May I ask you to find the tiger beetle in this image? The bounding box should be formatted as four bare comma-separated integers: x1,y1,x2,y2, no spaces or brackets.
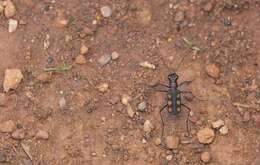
151,73,193,139
150,54,199,142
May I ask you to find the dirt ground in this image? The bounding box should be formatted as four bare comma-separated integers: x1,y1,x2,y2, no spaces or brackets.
0,0,260,165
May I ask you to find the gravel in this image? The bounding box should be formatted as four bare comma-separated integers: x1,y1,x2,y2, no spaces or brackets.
101,6,112,18
4,0,16,18
205,63,220,79
143,120,154,134
137,101,147,112
0,120,16,133
201,151,211,163
35,130,49,140
197,128,215,144
12,129,26,140
219,125,229,135
165,135,180,149
8,19,18,33
98,54,112,66
212,119,224,129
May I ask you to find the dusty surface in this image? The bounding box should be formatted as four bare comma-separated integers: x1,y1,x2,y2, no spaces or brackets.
0,0,260,165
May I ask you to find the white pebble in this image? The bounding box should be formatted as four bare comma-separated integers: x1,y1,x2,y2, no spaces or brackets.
219,125,229,135
101,6,112,18
8,19,18,33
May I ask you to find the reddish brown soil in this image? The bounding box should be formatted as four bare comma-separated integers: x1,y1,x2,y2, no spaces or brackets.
0,0,260,165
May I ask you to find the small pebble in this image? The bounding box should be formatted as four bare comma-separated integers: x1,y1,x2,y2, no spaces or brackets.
219,125,229,135
98,54,112,66
75,55,87,64
91,152,97,157
8,19,18,33
35,130,49,140
137,101,147,112
97,83,109,93
0,120,16,133
211,119,224,129
201,151,211,163
100,6,112,18
205,63,220,79
59,97,66,110
165,135,180,149
121,95,130,105
139,61,156,69
197,128,215,144
143,120,154,134
111,51,119,60
142,138,147,144
175,11,185,22
154,138,161,146
3,69,23,92
4,0,16,18
127,104,135,118
80,45,89,54
12,129,25,140
166,155,173,161
0,93,7,106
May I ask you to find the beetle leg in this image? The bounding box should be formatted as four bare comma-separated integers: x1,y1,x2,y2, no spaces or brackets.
181,104,191,137
181,91,208,101
150,83,170,88
178,80,193,87
159,104,168,140
149,83,169,93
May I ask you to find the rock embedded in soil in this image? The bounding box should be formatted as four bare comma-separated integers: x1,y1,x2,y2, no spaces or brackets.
11,129,25,140
111,51,119,60
97,83,109,93
4,0,16,18
35,130,49,140
165,135,180,149
219,125,229,135
80,45,88,55
197,128,215,144
98,54,112,66
205,63,220,79
8,19,18,33
139,61,156,69
121,95,130,105
201,151,211,163
137,101,147,112
166,155,173,161
100,6,112,18
0,120,16,133
154,138,161,146
143,120,154,134
3,69,23,92
127,104,135,118
211,119,224,129
0,93,7,106
75,55,87,64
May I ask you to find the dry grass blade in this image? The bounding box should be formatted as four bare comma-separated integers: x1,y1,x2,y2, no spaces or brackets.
44,65,72,72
